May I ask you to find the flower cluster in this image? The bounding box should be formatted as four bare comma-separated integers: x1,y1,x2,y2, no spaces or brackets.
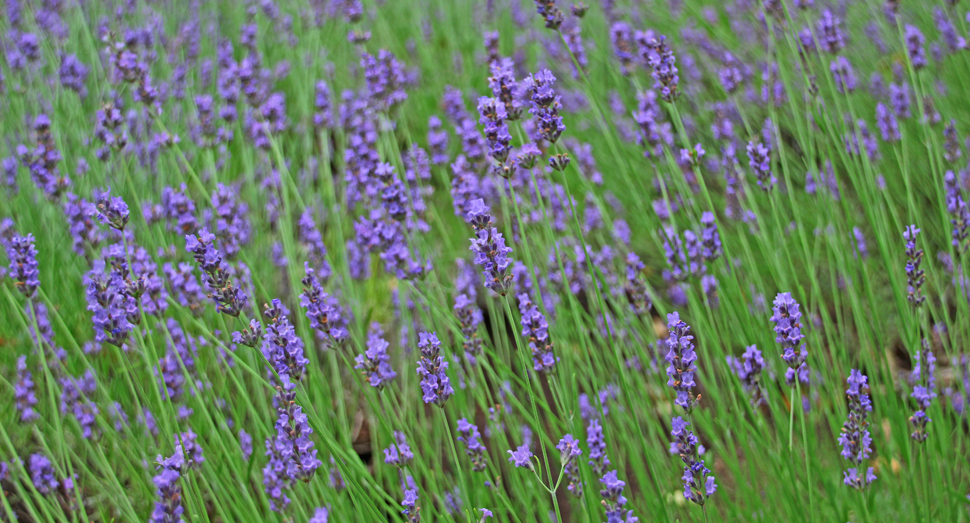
14,355,39,423
747,141,774,191
151,445,187,523
644,35,680,102
477,96,513,176
457,418,488,472
840,370,876,489
599,470,637,521
903,225,925,308
557,434,582,496
6,233,39,298
299,262,350,349
670,417,717,505
771,292,808,385
93,186,130,231
416,332,454,407
587,419,610,476
467,199,514,295
524,70,565,144
263,299,308,382
264,380,322,511
185,228,248,316
518,293,557,372
665,312,698,412
910,343,937,443
454,293,484,363
533,0,564,30
355,328,397,389
727,345,767,406
384,431,414,468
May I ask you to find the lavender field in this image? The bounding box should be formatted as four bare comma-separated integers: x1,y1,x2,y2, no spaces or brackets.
1,0,969,521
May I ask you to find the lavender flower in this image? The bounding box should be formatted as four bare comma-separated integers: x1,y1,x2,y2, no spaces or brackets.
310,507,329,523
416,332,454,407
6,233,39,298
457,418,488,472
840,370,876,488
84,260,134,347
624,252,652,316
600,470,638,521
670,417,717,505
93,186,130,230
14,356,39,423
454,292,483,362
467,199,514,295
771,293,808,385
185,228,248,316
518,293,557,372
477,97,513,175
665,312,698,412
263,299,308,381
402,486,420,522
524,70,565,143
747,141,774,191
355,329,397,389
945,171,969,251
508,444,534,468
610,22,636,76
534,0,564,29
383,431,414,467
587,419,610,476
817,10,845,54
903,225,925,308
910,343,937,443
60,371,99,439
830,56,857,94
644,35,680,102
264,381,321,512
557,434,583,495
29,453,74,496
300,262,350,350
905,25,926,70
151,446,185,523
875,103,900,142
726,345,767,406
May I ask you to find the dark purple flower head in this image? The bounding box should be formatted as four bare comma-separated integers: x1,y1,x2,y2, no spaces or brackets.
6,233,39,298
417,331,454,407
875,103,901,142
665,312,698,412
643,35,680,102
817,10,845,54
534,0,564,29
457,418,488,472
599,470,637,520
830,56,857,94
610,22,636,76
355,329,397,389
840,370,876,488
903,225,925,308
60,370,99,439
587,418,610,476
556,433,582,465
384,431,414,468
905,25,926,70
910,343,937,443
488,58,524,121
84,260,134,347
263,298,308,382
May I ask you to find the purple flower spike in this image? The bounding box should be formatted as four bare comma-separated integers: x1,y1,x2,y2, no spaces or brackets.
726,345,767,406
840,370,876,488
7,233,40,298
185,228,248,317
670,417,716,505
587,419,610,476
457,418,488,472
299,262,351,350
524,70,565,144
599,470,637,520
151,446,186,523
534,0,564,29
905,25,926,70
263,299,308,382
14,356,39,423
665,312,698,412
910,342,937,443
903,225,925,308
644,35,680,102
518,293,557,372
771,292,808,385
467,199,514,295
416,332,454,407
747,141,774,191
355,329,397,389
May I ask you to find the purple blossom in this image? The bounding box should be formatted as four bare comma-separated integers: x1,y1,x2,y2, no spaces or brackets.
477,96,513,173
534,0,564,29
518,293,557,372
60,371,99,439
670,417,716,505
840,370,876,488
830,56,857,94
910,343,937,443
457,418,488,472
299,262,350,349
264,382,321,511
185,228,248,316
726,345,767,406
263,299,309,381
454,292,484,362
416,332,454,407
151,446,185,523
14,356,39,423
29,453,74,497
587,419,610,476
507,444,533,468
875,103,900,142
665,312,697,412
945,171,969,250
524,70,565,143
771,292,808,385
383,431,414,468
467,199,514,295
903,225,925,308
6,233,39,298
747,141,774,191
355,329,397,389
817,10,845,54
905,25,926,70
84,260,135,347
624,252,651,316
599,470,638,521
558,433,583,496
427,116,450,165
644,35,680,102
